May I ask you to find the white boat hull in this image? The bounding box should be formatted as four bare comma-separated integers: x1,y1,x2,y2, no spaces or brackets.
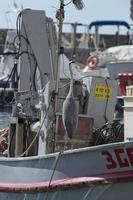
1,141,133,183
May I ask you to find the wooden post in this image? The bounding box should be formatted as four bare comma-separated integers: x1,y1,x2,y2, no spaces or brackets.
15,119,24,157
9,117,24,157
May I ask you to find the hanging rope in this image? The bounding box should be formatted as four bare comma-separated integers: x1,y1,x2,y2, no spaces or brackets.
18,95,53,157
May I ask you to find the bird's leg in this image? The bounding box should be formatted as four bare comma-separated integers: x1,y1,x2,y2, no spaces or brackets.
64,133,68,151
70,139,74,150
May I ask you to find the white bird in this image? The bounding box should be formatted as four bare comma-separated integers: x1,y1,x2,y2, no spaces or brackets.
62,61,78,139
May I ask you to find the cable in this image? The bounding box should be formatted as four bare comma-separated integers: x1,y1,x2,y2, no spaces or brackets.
93,121,124,145
103,78,109,123
15,10,36,93
64,1,72,6
16,9,31,35
17,50,38,92
13,34,29,50
59,73,97,91
17,14,43,91
15,10,36,92
45,151,62,200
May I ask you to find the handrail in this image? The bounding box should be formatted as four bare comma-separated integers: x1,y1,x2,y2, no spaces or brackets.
89,20,130,30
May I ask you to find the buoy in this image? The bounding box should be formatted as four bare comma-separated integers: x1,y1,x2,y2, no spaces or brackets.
86,55,99,69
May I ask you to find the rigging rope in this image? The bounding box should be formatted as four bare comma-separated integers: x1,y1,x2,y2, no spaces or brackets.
45,151,62,200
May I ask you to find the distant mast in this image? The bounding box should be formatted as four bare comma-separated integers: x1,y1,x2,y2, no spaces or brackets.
130,0,133,20
5,0,23,28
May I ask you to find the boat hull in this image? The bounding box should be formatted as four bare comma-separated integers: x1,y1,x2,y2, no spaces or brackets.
0,141,133,182
0,141,133,198
0,175,132,200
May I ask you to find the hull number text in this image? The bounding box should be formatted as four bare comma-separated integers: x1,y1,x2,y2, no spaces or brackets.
101,148,133,169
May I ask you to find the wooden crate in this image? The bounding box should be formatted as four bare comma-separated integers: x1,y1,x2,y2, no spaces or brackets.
9,117,38,157
54,113,94,152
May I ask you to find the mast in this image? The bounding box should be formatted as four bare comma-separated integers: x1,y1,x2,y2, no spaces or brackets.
54,0,64,113
54,0,84,113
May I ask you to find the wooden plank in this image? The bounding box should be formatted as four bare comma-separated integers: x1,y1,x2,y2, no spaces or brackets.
15,122,24,157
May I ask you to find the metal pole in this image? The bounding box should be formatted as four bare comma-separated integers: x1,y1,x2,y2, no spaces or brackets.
54,0,64,113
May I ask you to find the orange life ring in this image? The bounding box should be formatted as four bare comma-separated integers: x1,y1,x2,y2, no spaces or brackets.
86,55,99,69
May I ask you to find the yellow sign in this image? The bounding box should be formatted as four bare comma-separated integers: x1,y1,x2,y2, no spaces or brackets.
95,84,112,100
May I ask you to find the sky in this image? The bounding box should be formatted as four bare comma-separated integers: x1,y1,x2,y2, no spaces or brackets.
0,0,132,33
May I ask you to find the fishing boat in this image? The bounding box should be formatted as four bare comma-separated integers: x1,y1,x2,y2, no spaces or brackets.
0,1,132,199
0,29,18,107
82,19,133,121
0,1,24,107
85,19,132,77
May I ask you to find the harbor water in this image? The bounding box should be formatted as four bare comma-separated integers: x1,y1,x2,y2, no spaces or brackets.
0,108,11,130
